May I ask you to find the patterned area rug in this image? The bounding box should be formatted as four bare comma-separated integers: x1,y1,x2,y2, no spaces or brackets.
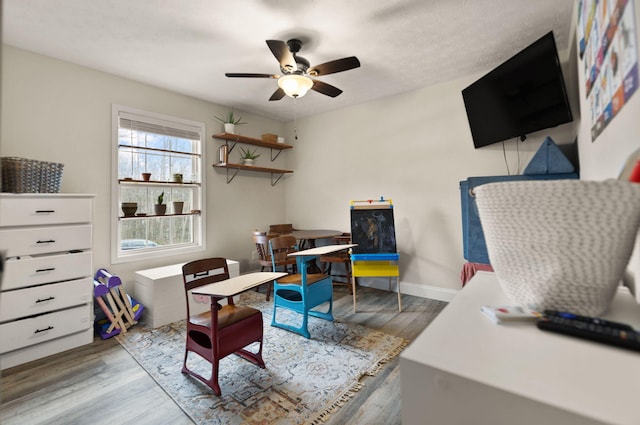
116,291,408,425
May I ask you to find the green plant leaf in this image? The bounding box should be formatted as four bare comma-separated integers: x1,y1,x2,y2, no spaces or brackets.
213,110,247,125
239,147,260,160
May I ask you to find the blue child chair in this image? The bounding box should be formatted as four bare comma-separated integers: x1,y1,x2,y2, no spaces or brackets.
269,235,333,338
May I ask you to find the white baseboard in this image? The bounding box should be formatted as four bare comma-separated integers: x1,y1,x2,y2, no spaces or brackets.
357,278,458,303
247,267,459,303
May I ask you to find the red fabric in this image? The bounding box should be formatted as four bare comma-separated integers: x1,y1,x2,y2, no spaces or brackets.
629,160,640,183
460,262,493,286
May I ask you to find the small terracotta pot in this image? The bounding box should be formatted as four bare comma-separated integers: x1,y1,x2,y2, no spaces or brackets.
172,201,184,214
121,202,138,217
154,204,167,215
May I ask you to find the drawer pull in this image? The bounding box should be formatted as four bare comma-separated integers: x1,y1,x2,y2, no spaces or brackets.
35,267,56,273
35,296,55,303
34,326,54,333
35,210,55,214
36,240,56,244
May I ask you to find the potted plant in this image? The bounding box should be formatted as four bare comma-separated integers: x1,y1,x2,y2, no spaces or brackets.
172,200,184,215
172,194,185,215
121,202,138,217
213,110,247,134
239,147,260,166
154,191,167,215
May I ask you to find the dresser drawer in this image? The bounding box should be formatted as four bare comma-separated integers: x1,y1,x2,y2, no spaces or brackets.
2,251,92,291
0,304,92,354
0,277,93,322
0,224,92,257
0,196,92,227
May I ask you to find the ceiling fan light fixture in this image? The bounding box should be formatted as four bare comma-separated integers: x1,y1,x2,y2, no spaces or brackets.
226,39,359,101
278,74,313,98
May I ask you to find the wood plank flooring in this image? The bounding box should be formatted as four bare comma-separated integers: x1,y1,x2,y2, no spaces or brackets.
0,286,447,425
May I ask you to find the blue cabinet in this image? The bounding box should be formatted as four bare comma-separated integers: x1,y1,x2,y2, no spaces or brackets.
460,173,578,264
460,136,579,264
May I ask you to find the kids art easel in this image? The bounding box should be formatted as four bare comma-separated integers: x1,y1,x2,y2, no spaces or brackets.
350,197,402,312
93,269,144,339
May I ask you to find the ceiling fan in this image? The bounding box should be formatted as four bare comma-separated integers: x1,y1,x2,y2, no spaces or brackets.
225,39,360,101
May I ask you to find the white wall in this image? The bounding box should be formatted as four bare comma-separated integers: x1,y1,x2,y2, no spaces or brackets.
7,3,631,301
574,1,640,297
2,43,506,302
0,45,287,294
283,67,578,297
575,0,640,180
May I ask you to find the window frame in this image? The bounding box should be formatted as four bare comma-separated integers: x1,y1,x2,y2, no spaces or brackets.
111,104,206,264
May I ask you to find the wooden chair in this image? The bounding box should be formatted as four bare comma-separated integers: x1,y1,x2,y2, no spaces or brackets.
320,233,354,293
253,233,275,272
252,233,296,300
181,257,265,395
268,223,294,234
269,235,334,338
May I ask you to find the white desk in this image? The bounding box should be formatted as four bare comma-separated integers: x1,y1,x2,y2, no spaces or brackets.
400,271,640,425
289,243,357,276
191,272,287,299
288,244,357,258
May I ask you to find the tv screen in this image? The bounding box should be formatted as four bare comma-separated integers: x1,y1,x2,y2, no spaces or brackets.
462,31,573,149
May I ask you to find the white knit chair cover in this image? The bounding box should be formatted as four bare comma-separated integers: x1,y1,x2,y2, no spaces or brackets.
475,180,640,316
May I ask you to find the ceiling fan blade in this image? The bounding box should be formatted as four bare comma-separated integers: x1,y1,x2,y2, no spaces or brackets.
311,80,343,97
308,56,360,76
266,40,297,72
269,88,285,101
225,73,279,78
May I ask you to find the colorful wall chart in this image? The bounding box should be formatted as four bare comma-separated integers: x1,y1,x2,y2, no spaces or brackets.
578,0,639,141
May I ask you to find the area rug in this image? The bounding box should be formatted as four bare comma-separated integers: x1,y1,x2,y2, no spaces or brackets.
116,291,408,425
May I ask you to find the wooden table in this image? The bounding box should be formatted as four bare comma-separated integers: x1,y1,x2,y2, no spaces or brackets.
284,230,344,272
191,272,287,301
284,229,343,248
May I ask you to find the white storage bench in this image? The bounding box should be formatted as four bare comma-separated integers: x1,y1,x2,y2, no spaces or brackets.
134,259,239,328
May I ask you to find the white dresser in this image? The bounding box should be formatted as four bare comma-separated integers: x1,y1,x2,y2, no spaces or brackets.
0,193,94,370
400,271,640,425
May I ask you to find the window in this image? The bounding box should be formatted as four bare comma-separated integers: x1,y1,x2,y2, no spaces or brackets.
111,105,205,263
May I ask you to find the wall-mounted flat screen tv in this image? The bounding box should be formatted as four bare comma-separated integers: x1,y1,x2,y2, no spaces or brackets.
462,31,573,149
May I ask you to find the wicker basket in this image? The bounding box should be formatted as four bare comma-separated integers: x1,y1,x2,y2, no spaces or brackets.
261,133,278,143
1,157,64,193
475,180,640,316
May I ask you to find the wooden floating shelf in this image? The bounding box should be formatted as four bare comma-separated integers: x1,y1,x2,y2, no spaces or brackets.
213,162,293,174
213,163,293,185
119,212,201,219
119,179,199,185
213,133,293,150
212,133,293,185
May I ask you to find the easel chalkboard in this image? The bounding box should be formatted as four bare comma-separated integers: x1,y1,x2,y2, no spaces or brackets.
350,207,397,254
349,198,402,312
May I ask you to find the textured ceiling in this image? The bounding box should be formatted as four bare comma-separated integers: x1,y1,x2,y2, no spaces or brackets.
2,0,575,122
